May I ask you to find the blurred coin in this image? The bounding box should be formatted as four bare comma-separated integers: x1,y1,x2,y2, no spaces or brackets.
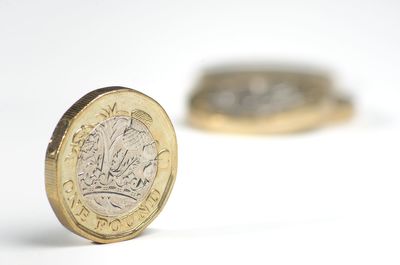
45,87,177,243
188,66,353,134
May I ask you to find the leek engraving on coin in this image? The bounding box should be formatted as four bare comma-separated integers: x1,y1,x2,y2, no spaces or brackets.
76,115,158,216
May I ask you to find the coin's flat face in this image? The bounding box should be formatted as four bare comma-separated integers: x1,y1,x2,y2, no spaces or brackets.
206,79,308,116
188,70,337,134
195,71,331,117
45,87,177,243
76,116,158,216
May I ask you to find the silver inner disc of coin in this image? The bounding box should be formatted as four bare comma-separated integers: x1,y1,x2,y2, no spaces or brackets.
208,78,307,116
76,116,158,216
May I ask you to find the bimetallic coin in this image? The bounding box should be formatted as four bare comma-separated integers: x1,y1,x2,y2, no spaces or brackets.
45,87,177,243
189,68,353,134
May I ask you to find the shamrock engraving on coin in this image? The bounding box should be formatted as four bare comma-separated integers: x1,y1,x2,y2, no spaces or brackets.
45,87,177,243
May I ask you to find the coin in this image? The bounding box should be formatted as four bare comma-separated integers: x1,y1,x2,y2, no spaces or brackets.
189,68,353,134
45,87,177,243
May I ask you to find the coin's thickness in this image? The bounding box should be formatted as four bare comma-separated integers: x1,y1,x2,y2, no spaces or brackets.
45,87,177,243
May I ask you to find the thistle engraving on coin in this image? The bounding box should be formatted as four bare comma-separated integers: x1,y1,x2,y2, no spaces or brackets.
76,114,158,216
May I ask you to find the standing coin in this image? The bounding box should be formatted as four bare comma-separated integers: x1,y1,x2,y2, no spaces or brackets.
45,87,177,243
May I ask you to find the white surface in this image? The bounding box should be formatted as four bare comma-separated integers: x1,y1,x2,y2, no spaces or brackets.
1,0,400,264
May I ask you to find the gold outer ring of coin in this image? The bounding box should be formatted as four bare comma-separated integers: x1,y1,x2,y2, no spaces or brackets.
45,87,177,243
188,70,353,134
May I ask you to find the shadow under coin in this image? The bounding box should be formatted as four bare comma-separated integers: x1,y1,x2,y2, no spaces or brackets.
2,223,90,249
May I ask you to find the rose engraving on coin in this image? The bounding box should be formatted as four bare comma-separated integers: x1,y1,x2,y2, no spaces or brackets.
76,116,158,216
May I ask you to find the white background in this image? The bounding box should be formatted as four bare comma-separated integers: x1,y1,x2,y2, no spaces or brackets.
1,0,399,264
